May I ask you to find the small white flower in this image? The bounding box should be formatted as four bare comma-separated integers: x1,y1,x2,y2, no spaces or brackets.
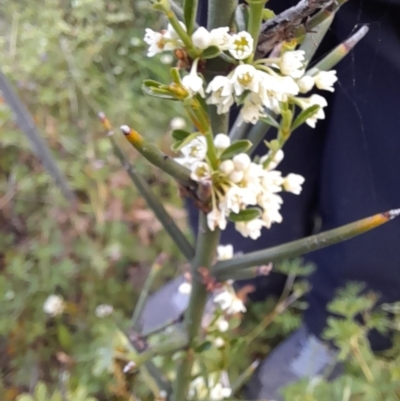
230,64,260,96
190,161,211,181
257,191,283,211
207,207,228,231
229,298,247,314
170,117,186,130
229,31,254,60
235,218,264,240
224,186,255,213
192,27,212,50
314,70,337,92
217,318,229,332
232,153,251,171
4,290,15,300
283,173,305,195
95,304,114,318
214,287,246,314
210,27,232,50
228,170,244,184
262,207,283,229
206,75,235,115
214,133,231,150
144,28,165,57
214,337,225,348
210,383,232,400
273,75,300,99
297,75,315,93
260,149,285,170
182,58,205,97
181,136,207,160
260,170,284,193
217,244,234,261
219,159,235,175
279,50,305,78
123,361,137,373
240,98,264,124
174,156,197,168
214,290,233,310
178,282,192,294
296,94,328,128
158,390,167,400
43,295,65,317
206,75,233,97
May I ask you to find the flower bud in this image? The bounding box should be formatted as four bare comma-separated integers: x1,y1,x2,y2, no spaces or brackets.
297,75,314,93
214,337,225,348
232,153,251,171
219,160,235,175
283,173,305,195
229,170,244,183
214,133,231,149
191,27,212,50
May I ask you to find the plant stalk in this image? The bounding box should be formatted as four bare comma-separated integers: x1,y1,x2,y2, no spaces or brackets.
171,213,221,401
307,25,369,74
212,209,400,276
100,115,195,261
120,124,194,188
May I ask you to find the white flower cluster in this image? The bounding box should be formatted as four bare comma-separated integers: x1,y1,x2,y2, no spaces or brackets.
175,245,241,400
143,23,338,127
144,23,186,57
190,372,232,400
214,285,247,315
43,294,65,317
175,134,305,239
207,52,337,126
95,304,114,318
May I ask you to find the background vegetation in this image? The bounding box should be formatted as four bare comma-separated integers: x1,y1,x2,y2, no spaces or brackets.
1,1,400,400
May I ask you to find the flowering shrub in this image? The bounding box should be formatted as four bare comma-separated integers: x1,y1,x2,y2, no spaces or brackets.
97,1,400,400
2,0,400,400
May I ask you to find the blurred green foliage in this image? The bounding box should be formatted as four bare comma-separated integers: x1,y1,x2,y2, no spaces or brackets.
0,0,188,399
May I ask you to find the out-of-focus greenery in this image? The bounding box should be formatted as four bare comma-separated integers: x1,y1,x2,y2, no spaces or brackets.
0,1,188,399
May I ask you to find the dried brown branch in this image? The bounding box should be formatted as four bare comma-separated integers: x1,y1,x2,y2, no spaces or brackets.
257,0,342,55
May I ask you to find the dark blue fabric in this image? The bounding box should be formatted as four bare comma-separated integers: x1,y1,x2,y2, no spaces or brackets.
192,0,400,350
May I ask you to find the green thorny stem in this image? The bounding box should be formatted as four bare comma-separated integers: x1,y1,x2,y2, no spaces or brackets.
171,216,221,400
246,0,268,64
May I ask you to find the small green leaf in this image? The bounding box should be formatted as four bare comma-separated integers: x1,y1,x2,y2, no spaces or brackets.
171,132,200,152
262,8,276,20
57,324,72,350
170,67,181,84
263,139,280,151
195,340,212,353
142,79,163,88
228,207,261,222
141,84,178,100
291,105,320,131
201,45,221,60
259,114,280,129
280,108,293,132
220,140,252,160
183,0,196,33
171,129,192,141
35,382,48,400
